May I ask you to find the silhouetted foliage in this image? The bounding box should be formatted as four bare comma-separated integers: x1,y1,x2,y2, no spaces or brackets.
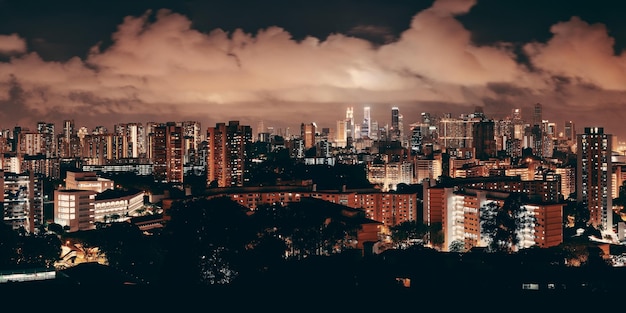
390,221,428,247
449,239,465,252
0,223,61,270
161,196,256,285
248,148,296,186
563,199,590,228
292,163,371,190
480,193,533,253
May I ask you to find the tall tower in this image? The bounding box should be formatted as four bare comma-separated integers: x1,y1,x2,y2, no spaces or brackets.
152,122,183,184
335,120,347,148
577,127,613,232
362,106,371,139
63,120,75,142
301,122,316,149
391,106,400,141
532,103,542,127
564,121,575,141
345,107,354,141
206,121,252,187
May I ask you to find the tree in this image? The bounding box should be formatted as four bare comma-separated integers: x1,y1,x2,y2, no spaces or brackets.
448,239,465,253
429,222,444,249
480,193,533,253
389,221,429,248
161,196,257,285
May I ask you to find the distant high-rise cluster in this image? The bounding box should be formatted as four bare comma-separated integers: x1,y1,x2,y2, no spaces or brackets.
2,101,625,252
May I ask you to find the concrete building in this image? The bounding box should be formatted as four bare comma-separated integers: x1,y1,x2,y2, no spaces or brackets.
93,189,145,223
206,121,252,187
577,127,613,233
65,171,114,193
54,189,97,232
1,171,44,234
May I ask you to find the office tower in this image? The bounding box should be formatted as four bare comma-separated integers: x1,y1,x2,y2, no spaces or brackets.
206,121,252,187
37,122,56,158
410,123,426,154
179,121,202,165
564,121,575,141
257,120,265,142
473,120,496,160
391,106,400,141
362,106,371,139
18,132,44,156
398,113,404,142
577,127,613,232
370,121,379,141
335,120,347,148
437,114,476,150
1,171,44,234
345,107,354,141
532,103,542,127
63,120,75,142
115,123,145,158
152,122,183,184
542,120,556,158
301,122,316,149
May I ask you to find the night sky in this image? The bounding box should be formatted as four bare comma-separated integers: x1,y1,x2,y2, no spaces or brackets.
1,0,626,141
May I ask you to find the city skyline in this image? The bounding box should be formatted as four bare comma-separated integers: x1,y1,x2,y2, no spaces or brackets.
1,0,626,140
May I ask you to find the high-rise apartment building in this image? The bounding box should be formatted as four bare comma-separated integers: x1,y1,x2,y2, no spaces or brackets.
1,171,44,234
335,120,347,148
391,106,400,141
577,127,613,232
473,120,496,160
345,107,354,142
300,122,316,149
36,122,56,158
206,121,252,187
362,106,371,139
152,122,183,184
114,123,145,158
564,121,576,141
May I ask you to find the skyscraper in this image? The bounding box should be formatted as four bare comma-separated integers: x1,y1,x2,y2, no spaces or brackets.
564,121,576,141
301,122,316,149
391,106,400,141
206,121,252,187
532,103,542,127
152,122,183,184
362,106,371,139
345,107,354,141
1,171,44,234
335,120,347,148
577,127,613,233
473,120,496,160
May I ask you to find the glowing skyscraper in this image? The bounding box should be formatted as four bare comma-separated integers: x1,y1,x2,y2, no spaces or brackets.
577,127,613,233
362,106,371,139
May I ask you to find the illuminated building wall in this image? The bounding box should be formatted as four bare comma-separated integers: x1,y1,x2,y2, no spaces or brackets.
206,121,252,187
152,122,184,184
93,189,145,223
1,171,44,234
65,171,114,193
367,162,413,191
577,127,613,231
54,189,97,232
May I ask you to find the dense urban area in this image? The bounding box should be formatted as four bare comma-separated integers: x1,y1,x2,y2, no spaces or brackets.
2,103,626,298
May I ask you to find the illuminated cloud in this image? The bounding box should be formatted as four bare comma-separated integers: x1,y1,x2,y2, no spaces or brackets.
0,0,625,140
525,17,626,91
0,33,26,55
